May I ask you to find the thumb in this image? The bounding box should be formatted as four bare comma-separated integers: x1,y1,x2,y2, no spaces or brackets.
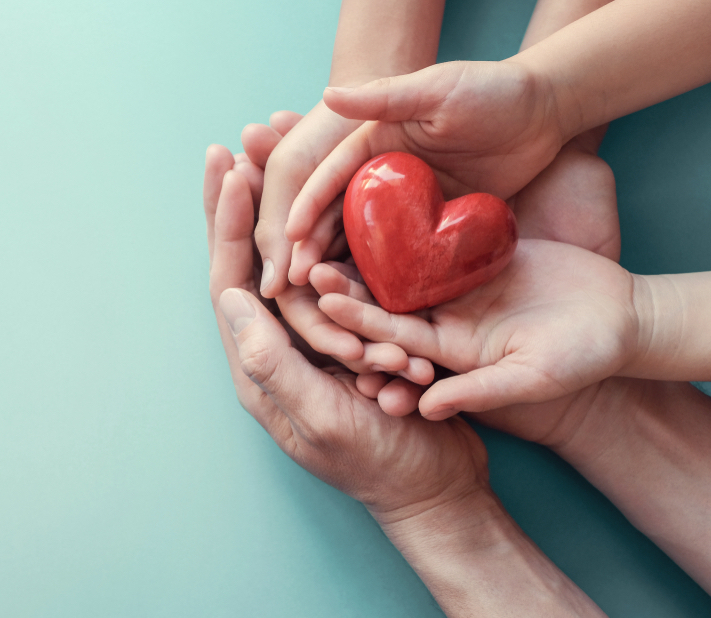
323,62,466,122
219,288,336,427
419,362,567,420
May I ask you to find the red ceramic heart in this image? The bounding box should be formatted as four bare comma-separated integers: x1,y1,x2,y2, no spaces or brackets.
343,152,518,313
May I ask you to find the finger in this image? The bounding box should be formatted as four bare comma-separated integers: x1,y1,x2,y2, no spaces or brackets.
289,194,344,286
284,125,373,243
378,378,423,416
220,288,344,433
210,170,259,307
270,110,304,136
276,283,364,361
322,63,466,122
419,361,566,420
233,159,265,209
318,293,441,361
204,144,236,265
361,341,409,373
309,262,374,304
256,105,362,299
209,174,290,444
356,372,389,399
396,356,435,386
241,123,283,169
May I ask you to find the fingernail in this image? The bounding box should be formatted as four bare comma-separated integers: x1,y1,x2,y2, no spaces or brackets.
260,258,275,292
371,364,388,373
422,405,457,421
325,86,354,94
220,289,256,335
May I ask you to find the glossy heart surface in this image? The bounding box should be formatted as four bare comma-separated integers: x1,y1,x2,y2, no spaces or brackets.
344,152,518,313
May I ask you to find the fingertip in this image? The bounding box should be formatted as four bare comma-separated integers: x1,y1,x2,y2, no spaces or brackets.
419,389,460,420
316,293,345,319
334,335,365,362
206,143,231,163
378,379,421,417
284,214,305,243
240,123,261,142
356,373,389,399
269,110,303,135
290,239,321,287
398,357,435,386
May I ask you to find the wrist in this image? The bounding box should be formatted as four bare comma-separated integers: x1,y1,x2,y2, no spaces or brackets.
330,0,444,89
371,485,604,616
499,56,572,153
507,47,587,144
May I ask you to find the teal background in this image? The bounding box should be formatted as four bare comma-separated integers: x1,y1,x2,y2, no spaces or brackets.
1,0,710,616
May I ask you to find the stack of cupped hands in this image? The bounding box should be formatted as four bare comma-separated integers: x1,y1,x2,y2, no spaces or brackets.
205,0,711,614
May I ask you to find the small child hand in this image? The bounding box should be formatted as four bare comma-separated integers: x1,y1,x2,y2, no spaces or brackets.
317,239,642,420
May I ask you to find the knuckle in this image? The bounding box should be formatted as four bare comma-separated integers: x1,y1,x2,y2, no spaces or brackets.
370,76,392,90
253,218,272,252
384,314,400,342
239,334,280,387
300,404,342,450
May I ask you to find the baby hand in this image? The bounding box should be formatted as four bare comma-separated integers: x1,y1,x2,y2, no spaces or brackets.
316,239,643,420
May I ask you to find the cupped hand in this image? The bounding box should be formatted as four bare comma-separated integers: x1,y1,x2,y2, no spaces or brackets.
248,100,363,299
321,122,620,416
204,143,491,520
316,239,641,420
284,60,566,273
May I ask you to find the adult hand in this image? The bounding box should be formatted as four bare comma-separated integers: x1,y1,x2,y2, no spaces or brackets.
204,143,607,617
204,142,485,518
512,128,619,261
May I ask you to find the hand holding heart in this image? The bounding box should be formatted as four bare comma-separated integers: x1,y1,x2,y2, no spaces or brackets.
284,60,565,284
316,239,643,420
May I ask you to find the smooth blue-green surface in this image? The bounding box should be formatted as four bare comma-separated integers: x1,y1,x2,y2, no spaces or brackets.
1,0,710,616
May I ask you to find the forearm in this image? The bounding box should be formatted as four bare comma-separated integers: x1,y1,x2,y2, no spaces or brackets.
330,0,445,87
520,0,613,52
512,0,711,140
520,0,614,153
372,492,606,617
556,378,711,591
628,272,711,381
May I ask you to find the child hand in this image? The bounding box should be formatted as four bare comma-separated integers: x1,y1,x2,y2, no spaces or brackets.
316,239,642,420
284,60,568,282
247,100,363,299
